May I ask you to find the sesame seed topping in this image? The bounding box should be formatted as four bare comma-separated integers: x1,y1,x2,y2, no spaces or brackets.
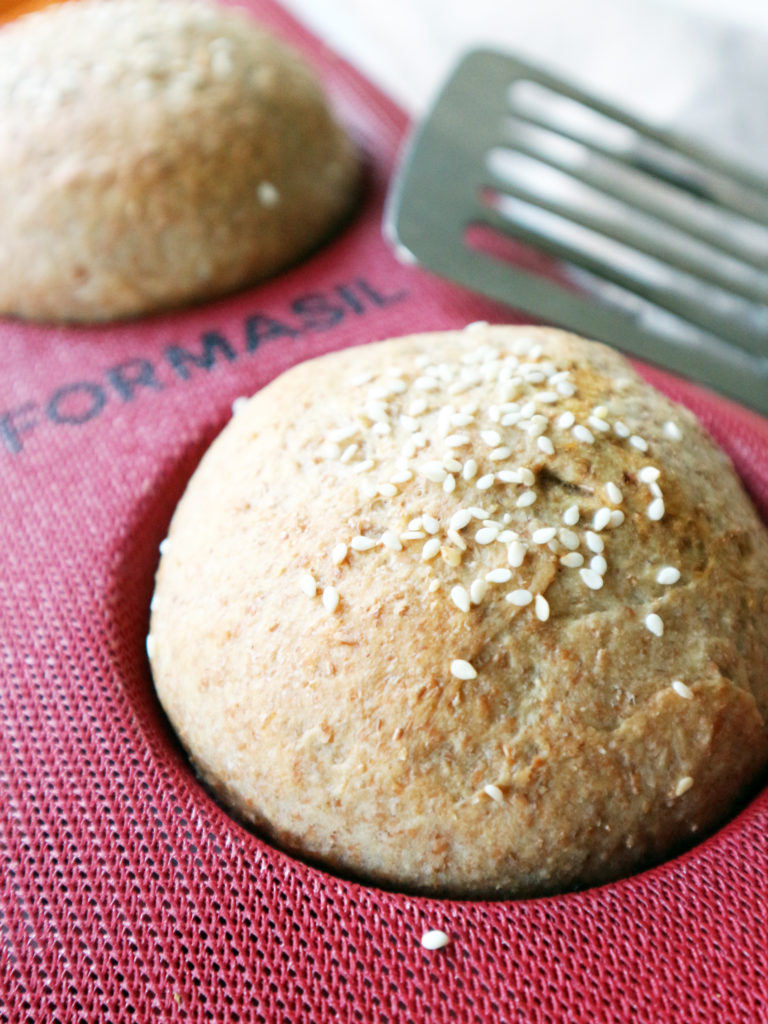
507,541,526,568
562,504,580,526
605,482,623,504
257,181,280,207
422,516,440,535
560,552,584,568
475,527,499,545
476,474,495,490
299,573,317,597
534,594,550,621
450,586,471,612
588,415,610,433
400,531,425,541
422,538,441,560
657,566,680,585
572,424,594,444
470,580,488,604
664,420,683,441
585,531,604,554
638,466,660,484
146,634,156,660
609,509,625,528
483,784,504,803
450,509,474,531
590,555,607,576
537,436,555,455
231,396,248,415
331,543,348,565
593,507,612,531
630,435,649,452
351,536,376,552
462,459,478,480
489,446,512,461
442,547,462,567
532,527,557,545
516,490,537,508
647,498,665,521
486,568,513,583
675,776,694,798
481,429,501,446
506,589,533,606
381,530,403,551
443,474,456,493
558,528,580,550
421,930,451,951
451,659,477,680
645,613,664,637
322,587,340,613
613,421,630,438
419,461,447,483
378,483,398,498
672,680,694,699
579,568,604,590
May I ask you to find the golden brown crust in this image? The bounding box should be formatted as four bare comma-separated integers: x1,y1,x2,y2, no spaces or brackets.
149,326,768,897
0,0,358,322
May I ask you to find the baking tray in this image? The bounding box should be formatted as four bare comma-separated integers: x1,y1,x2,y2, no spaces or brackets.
1,1,767,1021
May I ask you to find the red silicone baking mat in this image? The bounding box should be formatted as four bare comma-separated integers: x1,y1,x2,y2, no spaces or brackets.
1,2,767,1022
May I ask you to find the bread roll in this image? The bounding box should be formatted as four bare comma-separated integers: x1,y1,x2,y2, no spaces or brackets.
149,326,768,897
0,0,358,321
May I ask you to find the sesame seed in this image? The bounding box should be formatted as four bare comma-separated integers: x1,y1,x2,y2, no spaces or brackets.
664,420,683,441
450,509,474,531
605,482,623,504
638,466,661,484
585,531,604,554
562,504,580,526
572,424,594,444
558,528,579,550
592,507,612,532
378,483,398,498
450,659,477,680
630,435,649,452
372,422,391,435
557,380,577,397
339,443,358,463
257,181,280,206
537,436,555,455
421,930,451,951
507,541,526,567
146,634,156,660
442,547,462,567
422,538,440,561
516,490,537,508
422,516,440,534
428,579,441,593
331,543,348,565
590,555,607,576
672,680,694,699
647,498,665,521
534,594,550,621
445,433,471,448
579,568,604,590
560,552,584,568
527,416,548,438
409,398,428,416
159,539,169,554
649,481,663,499
400,531,425,541
675,776,694,798
443,474,456,493
299,573,317,597
462,459,478,480
588,415,611,432
518,468,535,486
322,587,340,613
496,470,520,484
470,580,488,604
476,474,495,490
450,586,471,612
506,589,533,606
645,613,664,637
489,446,512,461
556,410,576,429
391,469,413,484
613,421,630,438
327,424,358,443
609,509,625,528
486,568,513,583
475,527,499,545
351,459,375,474
451,412,474,427
231,396,248,415
413,376,439,391
481,429,501,446
419,462,447,483
657,566,681,585
381,531,403,552
532,527,557,545
469,507,488,519
351,536,376,551
483,784,504,803
443,456,463,473
447,529,468,552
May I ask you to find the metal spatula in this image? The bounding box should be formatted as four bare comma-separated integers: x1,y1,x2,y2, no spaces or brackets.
384,50,768,416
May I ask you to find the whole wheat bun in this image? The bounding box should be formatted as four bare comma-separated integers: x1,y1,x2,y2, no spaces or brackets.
148,326,768,898
0,0,357,322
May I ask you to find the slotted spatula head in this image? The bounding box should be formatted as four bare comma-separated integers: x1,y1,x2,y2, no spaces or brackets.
384,49,768,416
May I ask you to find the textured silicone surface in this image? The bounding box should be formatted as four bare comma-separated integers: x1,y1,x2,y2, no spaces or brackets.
1,2,766,1021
